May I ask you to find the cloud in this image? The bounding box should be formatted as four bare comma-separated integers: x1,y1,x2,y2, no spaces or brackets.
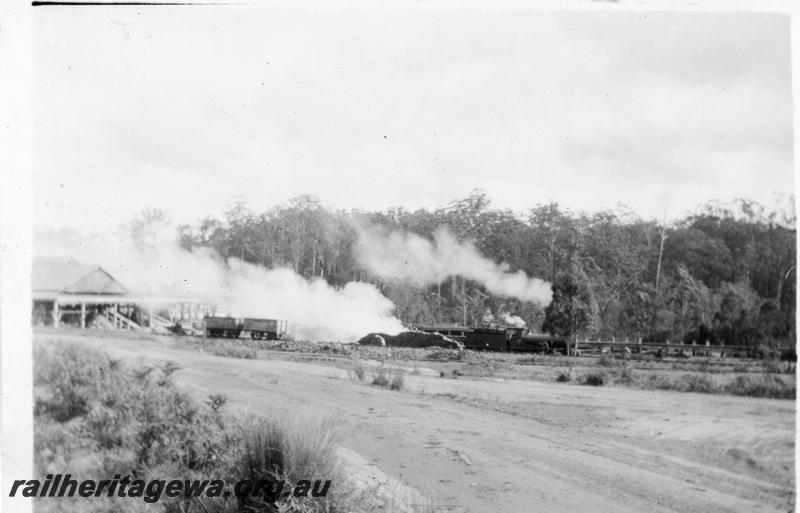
33,9,793,230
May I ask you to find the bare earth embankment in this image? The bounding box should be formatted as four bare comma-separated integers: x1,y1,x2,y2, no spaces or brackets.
35,330,795,513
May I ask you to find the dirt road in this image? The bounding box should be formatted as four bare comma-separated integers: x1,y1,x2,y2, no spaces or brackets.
36,331,795,513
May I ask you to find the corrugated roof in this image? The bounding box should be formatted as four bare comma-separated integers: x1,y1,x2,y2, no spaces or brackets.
33,257,128,296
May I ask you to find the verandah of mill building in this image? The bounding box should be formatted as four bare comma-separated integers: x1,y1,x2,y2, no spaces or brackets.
32,257,215,330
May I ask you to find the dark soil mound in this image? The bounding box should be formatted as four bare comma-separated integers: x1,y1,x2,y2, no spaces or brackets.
357,333,393,346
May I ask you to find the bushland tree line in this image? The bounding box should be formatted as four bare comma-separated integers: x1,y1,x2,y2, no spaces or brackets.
163,191,795,347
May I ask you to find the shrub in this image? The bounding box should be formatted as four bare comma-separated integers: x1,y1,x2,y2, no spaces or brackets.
764,358,791,374
34,421,85,475
372,371,389,388
555,371,571,382
582,372,605,386
725,374,796,399
158,360,182,386
33,342,373,513
733,363,749,373
616,364,634,385
642,373,675,390
35,342,231,473
35,343,120,422
134,385,232,472
207,393,229,413
679,373,714,393
597,352,616,367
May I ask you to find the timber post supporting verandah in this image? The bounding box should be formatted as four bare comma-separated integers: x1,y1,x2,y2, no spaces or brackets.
45,294,203,331
53,300,60,328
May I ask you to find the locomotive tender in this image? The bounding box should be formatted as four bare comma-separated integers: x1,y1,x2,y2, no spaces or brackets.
204,316,288,340
415,324,567,354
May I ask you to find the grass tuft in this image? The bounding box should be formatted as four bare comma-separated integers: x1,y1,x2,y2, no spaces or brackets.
350,358,367,382
371,366,406,391
235,411,341,511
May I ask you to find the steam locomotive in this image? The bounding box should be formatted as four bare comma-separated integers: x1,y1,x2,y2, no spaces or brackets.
204,316,288,340
415,324,568,354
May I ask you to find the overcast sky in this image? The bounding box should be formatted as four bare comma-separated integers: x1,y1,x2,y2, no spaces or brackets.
33,6,794,232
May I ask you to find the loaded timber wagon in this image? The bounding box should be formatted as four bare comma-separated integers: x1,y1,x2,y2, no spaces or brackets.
204,316,288,340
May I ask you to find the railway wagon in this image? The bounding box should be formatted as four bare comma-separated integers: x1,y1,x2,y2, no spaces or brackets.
204,316,288,340
204,316,242,339
242,317,287,340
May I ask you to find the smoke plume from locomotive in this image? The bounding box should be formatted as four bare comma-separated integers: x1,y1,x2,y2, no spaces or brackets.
500,313,527,328
353,224,553,306
35,226,404,341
